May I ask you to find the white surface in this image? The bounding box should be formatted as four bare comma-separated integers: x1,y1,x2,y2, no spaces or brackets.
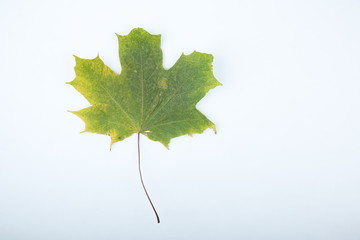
1,0,360,239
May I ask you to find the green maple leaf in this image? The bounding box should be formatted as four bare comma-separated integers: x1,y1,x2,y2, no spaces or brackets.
68,28,221,148
68,28,221,223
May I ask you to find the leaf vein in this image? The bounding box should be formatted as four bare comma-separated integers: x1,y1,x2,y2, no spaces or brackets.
97,82,137,129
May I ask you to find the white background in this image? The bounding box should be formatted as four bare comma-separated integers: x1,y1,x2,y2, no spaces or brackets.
1,0,360,239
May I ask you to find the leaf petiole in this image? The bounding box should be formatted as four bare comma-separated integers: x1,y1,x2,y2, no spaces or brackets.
137,133,160,223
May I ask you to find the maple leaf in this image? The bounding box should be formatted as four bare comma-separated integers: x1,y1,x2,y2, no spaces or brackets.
68,28,221,148
68,28,221,223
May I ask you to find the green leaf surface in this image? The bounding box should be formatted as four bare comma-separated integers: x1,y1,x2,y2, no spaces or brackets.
68,28,221,148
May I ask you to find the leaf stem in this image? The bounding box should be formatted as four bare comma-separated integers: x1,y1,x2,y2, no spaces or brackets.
137,132,160,223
